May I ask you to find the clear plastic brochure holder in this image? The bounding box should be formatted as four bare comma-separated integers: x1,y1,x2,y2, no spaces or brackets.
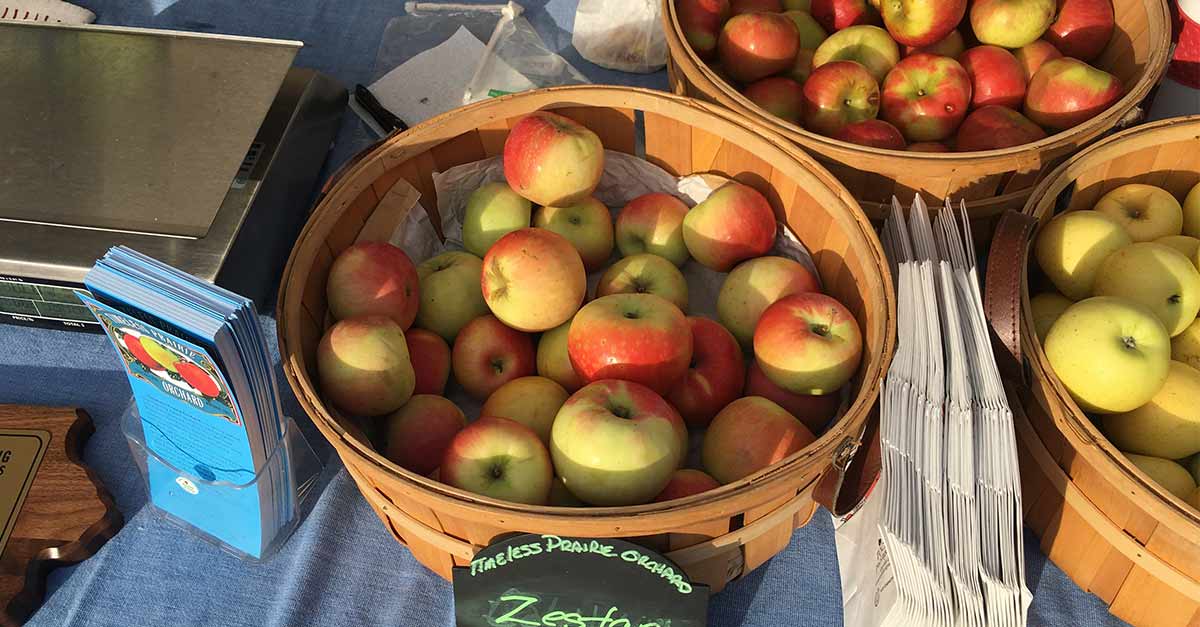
121,400,323,561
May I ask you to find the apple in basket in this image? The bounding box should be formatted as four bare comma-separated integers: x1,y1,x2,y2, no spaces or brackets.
904,30,965,59
959,45,1027,110
384,394,465,476
654,469,721,502
878,0,965,47
1091,243,1200,337
536,319,585,392
326,241,420,329
551,380,688,506
1092,184,1184,243
1013,40,1063,82
1030,292,1074,342
1045,0,1115,62
969,0,1057,49
532,197,614,272
442,416,554,505
784,10,828,50
745,360,841,433
834,119,907,149
480,375,569,446
405,328,451,396
802,60,881,136
743,77,806,124
482,228,587,332
503,111,605,207
811,0,879,32
675,0,732,60
730,0,782,14
595,253,690,311
415,251,490,342
717,13,801,83
451,314,536,400
1102,361,1200,460
880,53,971,143
954,106,1047,152
1124,453,1198,500
1024,58,1122,131
702,396,816,484
568,293,693,395
682,181,777,272
812,25,899,82
317,315,416,417
1033,209,1131,300
717,255,821,348
614,192,691,266
667,316,746,428
461,182,532,258
754,292,863,395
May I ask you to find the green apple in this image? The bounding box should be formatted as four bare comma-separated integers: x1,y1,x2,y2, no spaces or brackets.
1123,453,1198,501
441,416,554,505
1094,184,1184,242
784,10,827,50
1183,181,1200,239
717,255,821,348
1155,235,1200,260
969,0,1056,49
1102,361,1200,459
415,251,489,342
812,25,901,82
1092,242,1200,336
1034,210,1132,300
462,182,532,257
480,375,568,446
1043,296,1170,414
595,253,689,311
532,197,614,272
1030,292,1074,342
536,319,584,392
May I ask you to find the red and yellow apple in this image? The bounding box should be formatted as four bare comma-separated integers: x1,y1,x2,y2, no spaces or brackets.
717,255,821,347
904,29,965,58
482,228,587,332
702,396,816,484
667,316,746,427
1014,39,1063,81
754,292,863,395
960,45,1027,109
879,0,965,47
955,105,1047,151
802,60,881,136
551,380,688,506
682,182,777,271
676,0,732,59
536,319,585,392
1024,57,1122,131
595,253,689,311
503,111,605,207
532,197,614,272
405,328,451,395
568,293,693,395
744,77,806,124
812,25,899,82
654,469,721,502
442,416,554,505
1045,0,1114,62
835,119,907,149
970,0,1056,49
451,314,536,400
718,13,801,83
326,241,420,329
317,315,416,416
124,333,165,371
480,375,569,445
415,251,489,342
384,394,466,476
139,337,180,374
880,53,971,143
615,193,691,267
811,0,879,32
744,360,841,433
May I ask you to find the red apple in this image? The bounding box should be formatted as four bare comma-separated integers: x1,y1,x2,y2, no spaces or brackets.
743,77,806,124
1014,40,1062,81
175,361,220,398
802,60,880,136
326,241,420,329
730,0,782,14
908,141,950,152
955,105,1048,151
745,360,841,432
482,228,587,332
880,53,971,142
718,13,801,83
317,316,416,416
904,30,965,58
880,0,965,47
503,111,605,207
811,0,879,31
568,293,693,395
1024,57,1122,130
405,328,451,396
959,45,1027,109
667,317,747,427
681,182,777,272
654,469,722,502
676,0,732,59
550,380,688,506
384,395,465,476
753,292,863,394
1045,0,1114,62
451,315,536,400
701,396,816,483
442,416,553,505
834,119,907,149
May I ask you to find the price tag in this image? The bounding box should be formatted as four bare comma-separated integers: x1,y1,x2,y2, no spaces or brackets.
453,534,709,627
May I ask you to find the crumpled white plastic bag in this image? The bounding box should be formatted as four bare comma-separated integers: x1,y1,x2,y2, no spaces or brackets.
572,0,667,73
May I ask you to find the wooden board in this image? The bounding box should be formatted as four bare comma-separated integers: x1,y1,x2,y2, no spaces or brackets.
0,406,121,626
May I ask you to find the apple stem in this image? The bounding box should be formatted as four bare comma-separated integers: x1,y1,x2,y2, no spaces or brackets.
1122,336,1137,350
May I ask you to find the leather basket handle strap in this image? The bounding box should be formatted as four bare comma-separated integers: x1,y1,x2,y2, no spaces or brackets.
814,405,881,518
984,209,1038,382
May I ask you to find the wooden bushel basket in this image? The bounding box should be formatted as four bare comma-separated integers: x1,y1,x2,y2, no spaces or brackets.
985,117,1200,626
662,0,1172,231
277,86,895,592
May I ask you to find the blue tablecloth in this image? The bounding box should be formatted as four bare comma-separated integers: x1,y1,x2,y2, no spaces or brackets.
0,1,1129,625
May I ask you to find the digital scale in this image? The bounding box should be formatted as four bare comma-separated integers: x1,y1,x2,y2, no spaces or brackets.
0,21,347,331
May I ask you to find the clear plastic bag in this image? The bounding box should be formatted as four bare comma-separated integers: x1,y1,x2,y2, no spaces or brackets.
572,0,667,74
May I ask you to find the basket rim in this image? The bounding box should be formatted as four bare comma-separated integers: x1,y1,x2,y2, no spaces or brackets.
1020,115,1200,530
662,0,1173,162
277,85,897,522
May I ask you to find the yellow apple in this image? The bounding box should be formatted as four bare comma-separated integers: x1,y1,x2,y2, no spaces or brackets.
1171,318,1200,372
1044,297,1170,414
1181,181,1200,238
1093,183,1183,242
1092,242,1200,336
1156,235,1200,260
1035,210,1131,300
1031,292,1073,342
1124,453,1197,500
1102,361,1200,459
480,376,569,445
1185,453,1200,485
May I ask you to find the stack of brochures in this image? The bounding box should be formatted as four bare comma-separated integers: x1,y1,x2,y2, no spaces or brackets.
80,246,302,559
837,198,1031,627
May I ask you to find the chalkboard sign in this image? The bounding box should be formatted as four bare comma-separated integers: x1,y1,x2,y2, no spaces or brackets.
453,534,709,627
